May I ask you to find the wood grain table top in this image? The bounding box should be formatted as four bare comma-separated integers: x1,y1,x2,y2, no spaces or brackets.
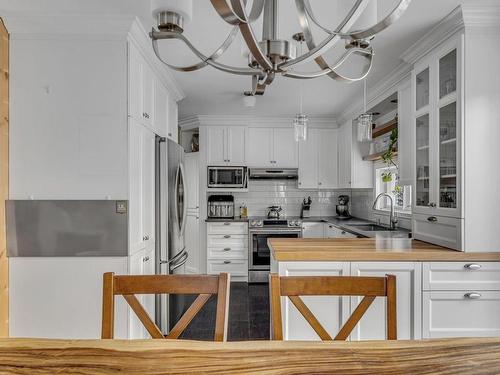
269,238,500,261
1,337,500,374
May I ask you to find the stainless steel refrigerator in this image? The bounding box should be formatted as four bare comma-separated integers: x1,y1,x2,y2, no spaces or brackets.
155,136,189,334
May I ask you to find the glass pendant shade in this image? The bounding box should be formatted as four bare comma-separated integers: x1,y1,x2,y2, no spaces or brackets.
293,114,308,142
357,113,373,142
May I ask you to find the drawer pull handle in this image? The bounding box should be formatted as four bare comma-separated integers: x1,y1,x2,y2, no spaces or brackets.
223,235,231,239
428,202,437,208
464,263,481,271
427,216,438,222
223,260,231,264
464,292,481,299
223,222,231,225
223,247,231,251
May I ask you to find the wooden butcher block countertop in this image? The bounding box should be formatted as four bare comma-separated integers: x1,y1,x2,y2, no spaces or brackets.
269,238,500,262
1,338,500,374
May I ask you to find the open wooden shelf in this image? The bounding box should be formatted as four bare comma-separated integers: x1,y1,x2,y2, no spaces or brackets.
363,148,398,162
372,118,398,138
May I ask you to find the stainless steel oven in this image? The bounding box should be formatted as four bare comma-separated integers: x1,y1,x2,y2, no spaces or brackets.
248,218,302,283
207,166,248,189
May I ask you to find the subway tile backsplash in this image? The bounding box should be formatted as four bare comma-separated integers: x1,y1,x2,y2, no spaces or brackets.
229,180,351,217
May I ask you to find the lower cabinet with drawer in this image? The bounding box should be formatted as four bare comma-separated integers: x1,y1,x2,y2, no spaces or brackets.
422,261,500,338
207,221,249,282
413,213,463,250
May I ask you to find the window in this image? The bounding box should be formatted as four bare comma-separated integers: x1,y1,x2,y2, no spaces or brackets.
374,164,412,213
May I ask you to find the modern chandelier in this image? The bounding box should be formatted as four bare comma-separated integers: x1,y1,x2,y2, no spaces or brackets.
149,0,412,96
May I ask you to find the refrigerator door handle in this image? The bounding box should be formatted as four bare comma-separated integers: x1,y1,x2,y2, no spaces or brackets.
159,247,186,265
170,251,188,272
178,163,188,237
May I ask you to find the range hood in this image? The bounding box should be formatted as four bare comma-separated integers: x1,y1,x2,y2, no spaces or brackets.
249,168,298,180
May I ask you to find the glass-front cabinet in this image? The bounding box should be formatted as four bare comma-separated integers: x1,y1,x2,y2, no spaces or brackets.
412,37,461,218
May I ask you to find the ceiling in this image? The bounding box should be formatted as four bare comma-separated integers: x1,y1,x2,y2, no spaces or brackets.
0,0,492,119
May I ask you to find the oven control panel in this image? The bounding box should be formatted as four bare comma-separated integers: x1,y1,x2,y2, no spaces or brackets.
288,220,302,228
249,219,302,228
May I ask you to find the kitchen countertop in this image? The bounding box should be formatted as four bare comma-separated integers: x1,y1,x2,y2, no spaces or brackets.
269,237,500,262
205,217,249,222
2,338,500,374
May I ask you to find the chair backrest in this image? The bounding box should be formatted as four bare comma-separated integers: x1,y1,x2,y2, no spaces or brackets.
269,274,397,340
101,272,230,341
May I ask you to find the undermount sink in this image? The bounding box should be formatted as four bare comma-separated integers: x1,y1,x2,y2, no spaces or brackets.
348,224,392,232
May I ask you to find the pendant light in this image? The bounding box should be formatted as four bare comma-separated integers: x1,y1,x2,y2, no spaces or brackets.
293,33,308,142
357,78,373,143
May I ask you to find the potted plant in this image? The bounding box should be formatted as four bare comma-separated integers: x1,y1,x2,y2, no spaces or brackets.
381,128,398,182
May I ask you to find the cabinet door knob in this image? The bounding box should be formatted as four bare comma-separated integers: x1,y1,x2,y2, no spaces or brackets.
223,247,231,251
464,263,481,271
318,182,322,186
427,216,438,222
223,222,231,226
464,292,481,299
223,260,231,264
143,235,150,241
428,202,436,208
223,235,231,239
143,256,150,262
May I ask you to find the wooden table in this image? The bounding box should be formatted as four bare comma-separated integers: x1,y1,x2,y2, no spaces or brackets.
269,238,500,261
1,338,500,374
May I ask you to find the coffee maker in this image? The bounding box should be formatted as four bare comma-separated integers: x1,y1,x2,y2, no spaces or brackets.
336,195,351,219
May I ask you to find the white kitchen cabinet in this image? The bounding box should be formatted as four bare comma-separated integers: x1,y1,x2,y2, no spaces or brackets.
207,221,248,282
246,127,298,168
167,96,178,142
184,153,199,210
273,128,298,167
422,291,500,338
349,262,422,340
141,62,155,128
298,129,319,189
412,36,462,219
129,120,155,255
154,80,168,137
423,262,500,291
325,224,357,239
397,80,413,186
128,43,143,123
298,128,338,189
301,222,325,238
317,129,339,189
185,213,200,274
277,261,350,340
337,121,373,189
207,126,246,165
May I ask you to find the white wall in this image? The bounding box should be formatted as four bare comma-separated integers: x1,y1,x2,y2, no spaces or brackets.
9,37,128,199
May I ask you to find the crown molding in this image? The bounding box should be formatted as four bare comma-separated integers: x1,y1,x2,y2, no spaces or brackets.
400,6,464,65
2,13,185,101
179,115,338,129
461,4,500,28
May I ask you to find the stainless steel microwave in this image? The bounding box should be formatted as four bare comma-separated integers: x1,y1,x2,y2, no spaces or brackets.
207,166,248,188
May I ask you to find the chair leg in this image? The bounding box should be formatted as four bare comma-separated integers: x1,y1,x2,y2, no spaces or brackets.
386,274,397,340
101,272,115,339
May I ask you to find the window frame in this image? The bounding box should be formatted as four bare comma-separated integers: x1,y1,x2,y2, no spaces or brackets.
373,159,412,215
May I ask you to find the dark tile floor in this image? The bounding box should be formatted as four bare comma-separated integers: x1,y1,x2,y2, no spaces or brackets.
181,282,270,341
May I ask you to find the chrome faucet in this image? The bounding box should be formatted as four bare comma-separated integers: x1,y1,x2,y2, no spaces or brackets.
373,193,398,230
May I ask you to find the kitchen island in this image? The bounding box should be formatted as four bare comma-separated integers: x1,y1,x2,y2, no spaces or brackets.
269,238,500,340
1,337,500,374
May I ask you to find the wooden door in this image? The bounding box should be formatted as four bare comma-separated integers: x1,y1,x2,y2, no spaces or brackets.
317,128,338,189
298,129,318,189
273,128,298,167
246,127,272,167
226,127,246,165
0,18,8,337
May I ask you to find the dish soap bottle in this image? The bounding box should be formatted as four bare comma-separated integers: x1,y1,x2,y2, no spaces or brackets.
240,203,248,218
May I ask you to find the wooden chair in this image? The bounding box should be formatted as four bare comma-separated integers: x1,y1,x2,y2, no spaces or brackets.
269,274,397,340
101,272,230,341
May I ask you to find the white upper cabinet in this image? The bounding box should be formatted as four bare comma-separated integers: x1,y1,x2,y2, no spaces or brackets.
412,36,461,219
226,127,246,165
298,129,319,189
246,127,298,168
141,62,155,128
318,128,339,189
128,44,143,122
273,128,298,167
154,80,168,137
141,127,156,245
299,128,338,189
207,126,246,166
167,96,178,142
398,81,413,186
337,121,373,189
246,127,273,167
